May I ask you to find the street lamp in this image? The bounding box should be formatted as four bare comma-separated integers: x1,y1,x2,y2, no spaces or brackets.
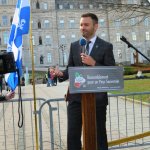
59,44,66,66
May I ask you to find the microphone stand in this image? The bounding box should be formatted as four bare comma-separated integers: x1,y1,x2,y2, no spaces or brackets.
120,36,150,63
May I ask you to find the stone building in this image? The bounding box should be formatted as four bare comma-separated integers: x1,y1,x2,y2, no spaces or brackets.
0,0,150,69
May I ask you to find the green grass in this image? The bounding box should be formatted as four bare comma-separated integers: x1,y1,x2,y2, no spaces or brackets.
111,73,150,103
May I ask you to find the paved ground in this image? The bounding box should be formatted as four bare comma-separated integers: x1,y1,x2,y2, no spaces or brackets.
1,81,150,150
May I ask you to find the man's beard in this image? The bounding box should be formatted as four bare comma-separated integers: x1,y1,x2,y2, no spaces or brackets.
82,32,88,38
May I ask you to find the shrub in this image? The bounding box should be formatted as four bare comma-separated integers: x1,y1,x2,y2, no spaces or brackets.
124,66,137,75
123,65,150,75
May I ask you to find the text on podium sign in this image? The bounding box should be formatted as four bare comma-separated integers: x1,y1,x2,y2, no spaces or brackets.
69,66,124,94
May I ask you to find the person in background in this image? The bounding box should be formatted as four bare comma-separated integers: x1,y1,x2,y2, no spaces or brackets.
55,13,115,150
21,76,25,86
43,72,48,84
53,66,58,86
0,75,3,94
53,75,57,86
47,67,52,87
50,67,55,86
0,91,15,101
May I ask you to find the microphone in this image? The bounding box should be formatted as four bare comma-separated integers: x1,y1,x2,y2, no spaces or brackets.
120,36,127,42
79,38,86,53
120,36,132,47
120,35,150,62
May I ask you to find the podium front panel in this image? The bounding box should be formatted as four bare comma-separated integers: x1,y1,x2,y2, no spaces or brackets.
69,66,124,94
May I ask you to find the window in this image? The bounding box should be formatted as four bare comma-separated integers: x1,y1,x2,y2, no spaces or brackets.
144,18,149,26
64,52,68,64
146,32,150,40
89,4,93,9
47,53,52,63
70,4,73,9
100,32,106,39
99,19,105,27
130,18,136,26
34,55,36,64
36,1,40,9
71,34,76,42
127,0,133,4
39,36,42,45
60,35,66,44
2,16,8,26
2,0,6,4
133,0,138,4
69,20,75,28
3,31,9,44
118,49,122,59
45,35,52,45
31,20,35,29
114,20,121,27
99,4,103,9
116,33,121,42
59,20,64,28
44,20,50,28
40,55,44,64
32,36,35,45
43,3,48,10
38,21,41,29
79,4,83,9
59,5,63,9
132,32,136,41
10,17,13,25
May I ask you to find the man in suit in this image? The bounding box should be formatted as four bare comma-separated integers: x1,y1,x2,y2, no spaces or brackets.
55,13,115,150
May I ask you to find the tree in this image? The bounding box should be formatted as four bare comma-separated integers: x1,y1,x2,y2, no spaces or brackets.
99,0,150,25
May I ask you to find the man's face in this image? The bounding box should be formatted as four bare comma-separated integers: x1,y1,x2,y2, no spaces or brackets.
80,17,98,40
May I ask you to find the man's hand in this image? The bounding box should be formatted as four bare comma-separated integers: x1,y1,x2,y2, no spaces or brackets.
80,53,96,66
5,91,15,100
54,68,64,77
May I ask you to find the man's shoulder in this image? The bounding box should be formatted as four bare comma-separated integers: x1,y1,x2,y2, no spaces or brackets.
96,37,112,46
71,40,80,46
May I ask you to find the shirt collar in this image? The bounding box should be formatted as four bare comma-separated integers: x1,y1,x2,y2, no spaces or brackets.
89,35,97,45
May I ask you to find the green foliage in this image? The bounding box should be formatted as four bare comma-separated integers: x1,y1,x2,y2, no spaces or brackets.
123,66,137,75
123,65,150,75
29,71,47,80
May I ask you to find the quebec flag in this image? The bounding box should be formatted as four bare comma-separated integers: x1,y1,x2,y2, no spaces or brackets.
5,0,30,91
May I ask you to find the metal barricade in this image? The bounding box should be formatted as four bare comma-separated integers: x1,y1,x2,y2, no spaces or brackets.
107,92,150,149
37,92,150,150
0,92,149,150
0,98,46,150
37,98,67,150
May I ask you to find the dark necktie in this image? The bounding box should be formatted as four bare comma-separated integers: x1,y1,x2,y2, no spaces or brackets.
85,41,91,55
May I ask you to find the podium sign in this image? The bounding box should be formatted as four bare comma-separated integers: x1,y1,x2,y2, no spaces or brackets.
69,66,124,94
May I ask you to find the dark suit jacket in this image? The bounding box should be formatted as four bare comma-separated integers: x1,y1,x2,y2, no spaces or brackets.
60,37,115,106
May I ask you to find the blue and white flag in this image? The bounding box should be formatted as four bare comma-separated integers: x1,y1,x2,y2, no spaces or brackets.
5,0,30,91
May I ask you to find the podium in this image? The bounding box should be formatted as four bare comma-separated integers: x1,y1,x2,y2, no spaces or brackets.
69,66,124,150
82,93,97,150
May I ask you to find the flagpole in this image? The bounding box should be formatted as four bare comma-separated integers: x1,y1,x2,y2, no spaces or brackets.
29,1,39,149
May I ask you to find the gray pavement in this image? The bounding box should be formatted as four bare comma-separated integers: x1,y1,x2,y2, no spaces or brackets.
0,81,150,150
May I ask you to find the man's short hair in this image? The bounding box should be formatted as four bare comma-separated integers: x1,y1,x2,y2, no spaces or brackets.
81,13,98,24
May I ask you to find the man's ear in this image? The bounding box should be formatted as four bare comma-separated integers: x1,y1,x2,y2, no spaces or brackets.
94,23,98,31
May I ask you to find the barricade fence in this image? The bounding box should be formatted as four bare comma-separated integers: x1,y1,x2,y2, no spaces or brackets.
0,98,45,150
0,92,149,150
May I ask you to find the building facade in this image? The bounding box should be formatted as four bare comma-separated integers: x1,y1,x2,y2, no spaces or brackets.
0,0,150,68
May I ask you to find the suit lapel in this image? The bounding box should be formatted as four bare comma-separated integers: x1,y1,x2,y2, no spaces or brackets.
90,37,102,56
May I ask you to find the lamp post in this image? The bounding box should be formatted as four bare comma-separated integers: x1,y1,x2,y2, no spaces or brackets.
59,44,66,66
